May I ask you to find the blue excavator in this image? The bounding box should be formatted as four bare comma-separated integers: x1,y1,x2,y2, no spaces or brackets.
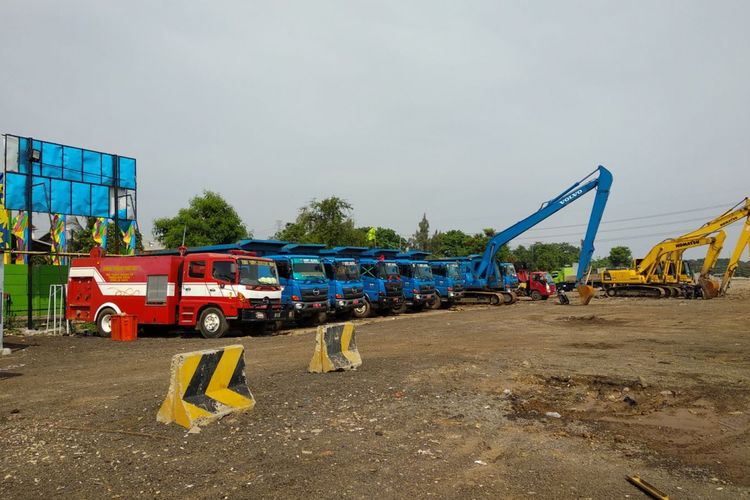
462,165,613,306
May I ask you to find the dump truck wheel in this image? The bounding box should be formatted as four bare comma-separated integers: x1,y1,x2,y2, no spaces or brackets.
530,290,542,301
392,302,407,315
428,294,442,309
352,299,371,319
96,307,116,338
198,307,228,339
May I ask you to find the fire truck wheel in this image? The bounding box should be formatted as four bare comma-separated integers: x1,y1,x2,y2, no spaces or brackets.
96,307,116,338
198,307,228,339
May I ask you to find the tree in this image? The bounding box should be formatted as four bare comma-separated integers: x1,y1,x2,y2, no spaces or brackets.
152,191,249,248
410,214,431,250
512,242,579,271
608,246,633,268
274,196,359,247
360,226,407,249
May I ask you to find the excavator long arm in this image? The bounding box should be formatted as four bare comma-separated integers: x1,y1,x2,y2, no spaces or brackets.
474,165,612,305
719,217,750,295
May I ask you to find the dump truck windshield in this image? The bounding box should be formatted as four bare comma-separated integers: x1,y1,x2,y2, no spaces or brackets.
335,261,360,281
238,259,279,286
446,263,461,280
379,262,400,279
414,263,433,280
291,258,326,281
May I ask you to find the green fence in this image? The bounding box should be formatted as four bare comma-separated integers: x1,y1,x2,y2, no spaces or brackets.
4,264,70,325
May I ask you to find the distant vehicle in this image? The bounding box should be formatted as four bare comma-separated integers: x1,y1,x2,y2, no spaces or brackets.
515,269,556,300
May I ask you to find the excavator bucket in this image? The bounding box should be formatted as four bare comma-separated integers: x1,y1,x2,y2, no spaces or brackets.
577,284,596,305
699,277,720,299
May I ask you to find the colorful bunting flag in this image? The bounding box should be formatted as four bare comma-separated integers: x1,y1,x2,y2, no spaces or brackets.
50,214,66,265
11,211,28,264
93,217,108,250
119,220,136,256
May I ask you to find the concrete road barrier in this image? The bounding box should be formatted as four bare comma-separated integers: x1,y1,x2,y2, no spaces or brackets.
308,322,362,373
157,345,255,429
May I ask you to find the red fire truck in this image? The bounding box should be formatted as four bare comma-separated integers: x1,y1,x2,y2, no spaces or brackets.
66,247,286,338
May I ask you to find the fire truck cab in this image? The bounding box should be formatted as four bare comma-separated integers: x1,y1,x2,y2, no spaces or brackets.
66,247,286,338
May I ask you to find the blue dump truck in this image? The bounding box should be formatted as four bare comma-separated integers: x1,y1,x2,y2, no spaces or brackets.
289,245,366,317
394,251,436,311
237,240,330,325
428,259,466,308
325,247,404,317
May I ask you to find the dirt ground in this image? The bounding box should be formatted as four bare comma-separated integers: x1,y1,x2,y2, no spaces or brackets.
1,282,749,499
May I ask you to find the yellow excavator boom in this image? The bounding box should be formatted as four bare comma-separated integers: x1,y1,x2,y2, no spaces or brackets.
719,218,750,295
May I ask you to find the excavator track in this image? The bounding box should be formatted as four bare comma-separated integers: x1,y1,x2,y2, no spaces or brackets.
460,291,516,306
604,285,665,298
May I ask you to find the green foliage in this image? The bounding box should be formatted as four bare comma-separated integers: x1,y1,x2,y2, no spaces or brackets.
511,242,580,271
274,197,360,248
607,246,633,268
152,191,249,248
361,226,408,249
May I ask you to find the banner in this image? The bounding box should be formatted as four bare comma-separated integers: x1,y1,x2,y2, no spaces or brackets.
118,220,136,255
50,214,66,265
93,217,107,250
11,211,28,264
0,174,9,264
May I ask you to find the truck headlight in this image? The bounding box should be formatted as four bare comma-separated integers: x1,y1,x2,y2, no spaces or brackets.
295,303,304,310
255,312,266,319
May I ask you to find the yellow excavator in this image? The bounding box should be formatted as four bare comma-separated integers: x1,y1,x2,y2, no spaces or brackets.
601,233,725,298
603,198,750,298
668,198,750,298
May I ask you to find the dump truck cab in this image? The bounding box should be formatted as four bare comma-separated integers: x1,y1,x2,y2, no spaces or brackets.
428,259,465,308
395,251,436,310
350,248,405,317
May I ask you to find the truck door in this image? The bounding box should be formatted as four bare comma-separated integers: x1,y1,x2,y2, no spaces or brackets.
179,259,208,325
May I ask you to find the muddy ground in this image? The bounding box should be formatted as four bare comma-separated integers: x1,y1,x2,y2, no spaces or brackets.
1,282,749,499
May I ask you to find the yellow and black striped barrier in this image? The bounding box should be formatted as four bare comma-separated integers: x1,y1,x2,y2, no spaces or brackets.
309,322,362,373
157,345,255,429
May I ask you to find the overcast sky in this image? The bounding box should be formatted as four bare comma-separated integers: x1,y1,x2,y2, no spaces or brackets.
1,1,748,258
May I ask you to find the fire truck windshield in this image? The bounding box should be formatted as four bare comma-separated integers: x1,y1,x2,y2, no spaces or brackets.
238,259,279,286
291,258,327,282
